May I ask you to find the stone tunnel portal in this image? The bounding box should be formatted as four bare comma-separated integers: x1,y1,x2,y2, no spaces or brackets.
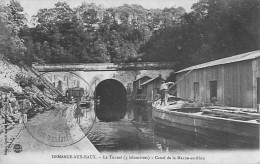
95,79,127,121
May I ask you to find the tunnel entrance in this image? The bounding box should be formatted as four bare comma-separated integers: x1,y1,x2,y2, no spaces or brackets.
95,79,127,121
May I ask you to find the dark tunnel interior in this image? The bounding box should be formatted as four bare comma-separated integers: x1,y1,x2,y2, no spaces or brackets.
95,79,127,121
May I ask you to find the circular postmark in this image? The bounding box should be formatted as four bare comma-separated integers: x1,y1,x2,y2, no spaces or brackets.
24,72,96,147
13,144,22,153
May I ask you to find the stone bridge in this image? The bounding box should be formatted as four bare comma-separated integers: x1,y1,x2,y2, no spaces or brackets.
33,62,175,121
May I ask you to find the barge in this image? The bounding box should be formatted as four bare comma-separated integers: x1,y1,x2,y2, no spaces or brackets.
152,103,260,147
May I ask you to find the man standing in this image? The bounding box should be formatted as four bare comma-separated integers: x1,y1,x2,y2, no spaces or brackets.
75,102,83,124
159,80,174,106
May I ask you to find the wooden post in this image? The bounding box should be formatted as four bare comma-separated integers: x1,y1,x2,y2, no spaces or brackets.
151,90,153,101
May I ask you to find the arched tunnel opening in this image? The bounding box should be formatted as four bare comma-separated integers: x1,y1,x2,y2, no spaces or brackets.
95,79,127,122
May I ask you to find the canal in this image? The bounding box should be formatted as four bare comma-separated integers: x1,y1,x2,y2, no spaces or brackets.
87,118,248,152
85,91,259,152
88,98,259,152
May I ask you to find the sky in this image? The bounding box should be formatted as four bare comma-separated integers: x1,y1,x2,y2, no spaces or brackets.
1,0,199,17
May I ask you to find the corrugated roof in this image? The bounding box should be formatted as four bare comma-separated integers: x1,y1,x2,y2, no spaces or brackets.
141,77,165,86
176,50,260,73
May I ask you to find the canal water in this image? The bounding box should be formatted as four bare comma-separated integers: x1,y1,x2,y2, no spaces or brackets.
87,99,259,152
87,118,251,152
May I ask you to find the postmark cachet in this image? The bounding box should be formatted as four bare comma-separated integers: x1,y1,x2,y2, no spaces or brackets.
23,72,96,147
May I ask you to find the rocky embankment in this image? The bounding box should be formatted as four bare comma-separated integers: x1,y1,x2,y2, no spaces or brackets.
0,56,27,127
0,55,53,139
0,57,97,154
0,56,28,92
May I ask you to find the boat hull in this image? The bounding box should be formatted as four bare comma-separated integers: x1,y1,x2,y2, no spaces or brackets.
152,107,260,147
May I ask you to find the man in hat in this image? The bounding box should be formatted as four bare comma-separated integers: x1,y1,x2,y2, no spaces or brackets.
159,80,174,106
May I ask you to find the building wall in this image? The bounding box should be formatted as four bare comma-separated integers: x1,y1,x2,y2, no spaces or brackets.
252,57,260,108
142,79,161,100
132,76,151,97
223,61,253,107
176,60,256,108
176,66,222,104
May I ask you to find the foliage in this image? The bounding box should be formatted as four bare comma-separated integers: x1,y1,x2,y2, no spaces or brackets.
17,2,186,64
140,0,260,70
37,83,45,91
0,0,27,64
0,0,259,69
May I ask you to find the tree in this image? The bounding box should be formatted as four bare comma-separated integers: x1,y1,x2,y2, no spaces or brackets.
141,0,260,70
3,0,257,68
0,0,27,64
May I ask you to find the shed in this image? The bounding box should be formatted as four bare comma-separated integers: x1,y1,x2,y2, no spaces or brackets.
141,76,165,100
132,76,152,97
175,50,260,108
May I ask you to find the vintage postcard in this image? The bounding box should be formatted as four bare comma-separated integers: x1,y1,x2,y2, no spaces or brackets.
0,0,259,163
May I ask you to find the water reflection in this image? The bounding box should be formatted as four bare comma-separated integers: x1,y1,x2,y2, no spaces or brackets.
87,119,259,152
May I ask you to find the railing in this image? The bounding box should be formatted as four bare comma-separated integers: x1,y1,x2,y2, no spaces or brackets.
25,66,63,97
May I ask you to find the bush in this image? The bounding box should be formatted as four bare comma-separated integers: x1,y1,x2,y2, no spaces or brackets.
15,74,36,88
37,83,45,91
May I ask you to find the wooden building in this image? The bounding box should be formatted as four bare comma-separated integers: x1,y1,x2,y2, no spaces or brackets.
132,76,151,97
176,50,260,108
66,87,84,102
141,77,165,100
